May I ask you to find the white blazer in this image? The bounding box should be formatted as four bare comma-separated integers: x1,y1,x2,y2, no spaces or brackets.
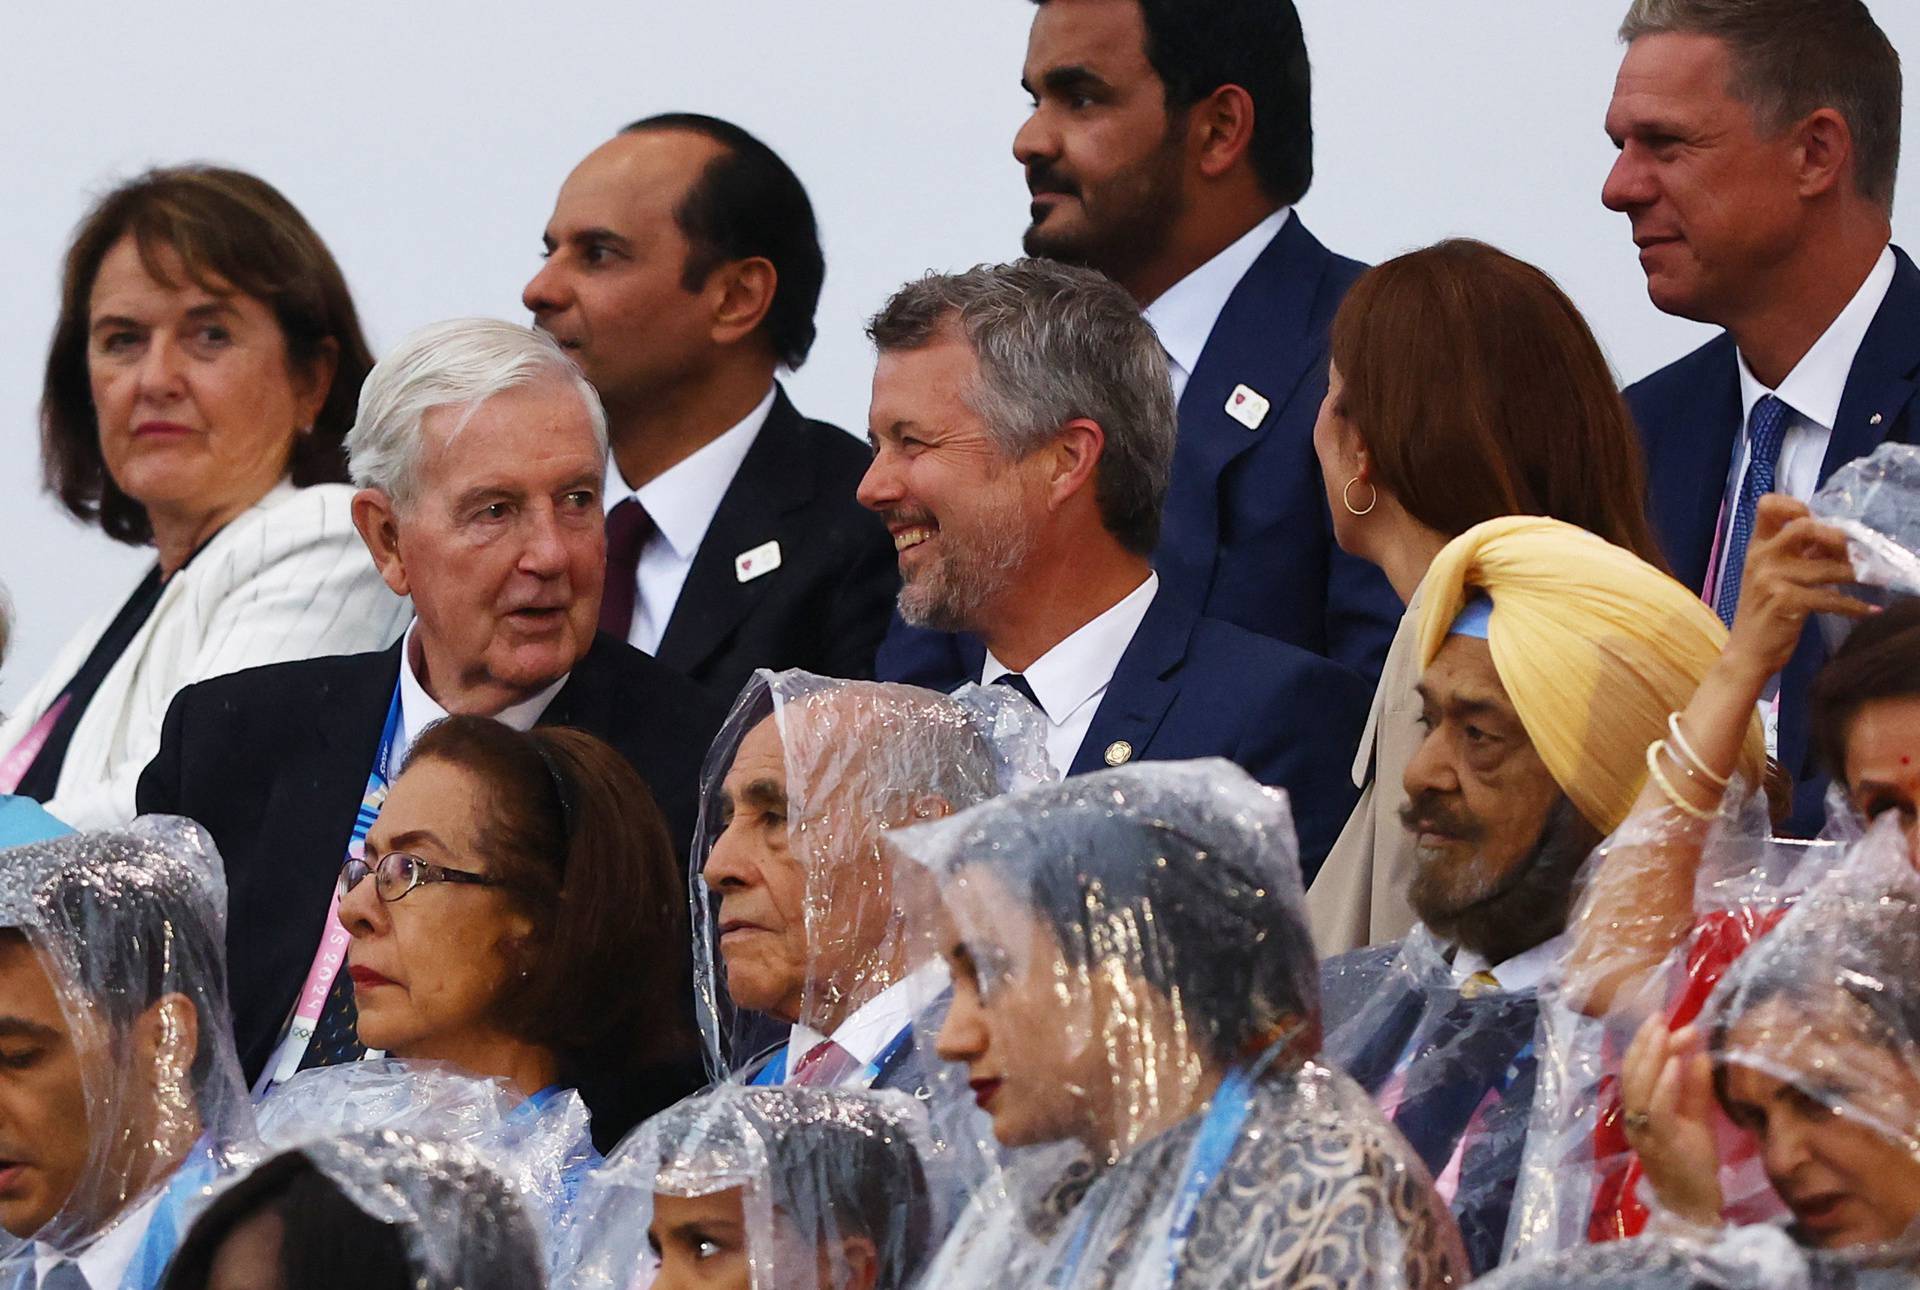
0,480,411,829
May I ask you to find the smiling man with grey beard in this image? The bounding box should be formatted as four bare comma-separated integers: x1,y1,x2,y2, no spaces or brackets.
856,258,1371,877
1317,515,1753,1274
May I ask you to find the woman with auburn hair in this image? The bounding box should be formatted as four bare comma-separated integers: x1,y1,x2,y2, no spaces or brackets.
0,165,408,827
1308,238,1666,955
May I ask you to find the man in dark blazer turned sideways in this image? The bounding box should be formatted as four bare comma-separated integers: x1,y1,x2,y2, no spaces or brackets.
862,260,1368,881
524,113,897,702
138,319,725,1145
1608,0,1915,833
879,0,1398,691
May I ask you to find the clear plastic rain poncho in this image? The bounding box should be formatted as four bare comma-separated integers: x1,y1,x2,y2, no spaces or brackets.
691,669,1053,1085
225,1128,549,1290
1810,441,1920,597
1505,786,1840,1261
552,1084,937,1290
255,1059,599,1236
0,818,255,1285
1320,920,1555,1273
1477,1223,1920,1290
890,758,1469,1290
1494,811,1920,1287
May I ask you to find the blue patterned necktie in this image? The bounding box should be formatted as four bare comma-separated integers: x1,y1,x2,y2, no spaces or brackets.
1715,395,1793,626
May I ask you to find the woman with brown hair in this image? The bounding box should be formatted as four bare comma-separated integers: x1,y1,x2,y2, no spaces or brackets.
1308,238,1666,953
0,165,408,828
262,716,702,1165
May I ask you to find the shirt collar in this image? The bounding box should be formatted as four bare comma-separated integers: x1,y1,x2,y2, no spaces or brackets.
1451,934,1563,996
603,384,777,560
1737,244,1896,431
37,1187,165,1290
789,958,951,1071
1141,209,1291,381
397,621,568,755
981,573,1159,724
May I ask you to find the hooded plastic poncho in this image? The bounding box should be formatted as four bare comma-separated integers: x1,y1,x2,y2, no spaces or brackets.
891,758,1468,1290
239,1128,548,1290
1505,786,1841,1261
1494,811,1920,1287
692,669,1054,1087
0,820,255,1283
1478,1223,1920,1290
255,1059,598,1241
552,1084,938,1290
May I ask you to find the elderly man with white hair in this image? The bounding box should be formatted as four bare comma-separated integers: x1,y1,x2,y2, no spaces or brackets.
136,318,725,1104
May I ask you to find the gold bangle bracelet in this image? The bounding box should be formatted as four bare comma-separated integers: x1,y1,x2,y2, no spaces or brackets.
1646,740,1720,822
1666,712,1732,789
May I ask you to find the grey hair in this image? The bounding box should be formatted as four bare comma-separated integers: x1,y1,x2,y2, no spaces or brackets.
345,318,608,507
867,259,1176,556
1620,0,1902,214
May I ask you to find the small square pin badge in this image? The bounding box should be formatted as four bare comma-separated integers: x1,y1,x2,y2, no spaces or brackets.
1226,384,1270,430
735,540,782,583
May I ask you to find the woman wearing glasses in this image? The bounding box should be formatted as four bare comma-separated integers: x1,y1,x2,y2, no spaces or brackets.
256,715,700,1228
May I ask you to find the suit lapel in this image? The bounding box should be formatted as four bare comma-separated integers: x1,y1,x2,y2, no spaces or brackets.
655,388,811,675
1157,215,1333,597
1646,337,1743,596
1069,589,1191,776
1824,246,1920,484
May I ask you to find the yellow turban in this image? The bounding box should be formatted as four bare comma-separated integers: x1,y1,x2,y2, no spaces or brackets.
1416,516,1766,836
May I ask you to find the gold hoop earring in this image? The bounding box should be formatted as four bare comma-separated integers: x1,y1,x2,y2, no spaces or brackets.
1343,477,1377,517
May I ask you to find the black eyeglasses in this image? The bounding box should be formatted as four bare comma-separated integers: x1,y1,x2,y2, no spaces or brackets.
338,851,506,904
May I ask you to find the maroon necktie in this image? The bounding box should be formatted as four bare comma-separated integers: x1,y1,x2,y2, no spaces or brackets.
790,1038,860,1086
599,498,654,638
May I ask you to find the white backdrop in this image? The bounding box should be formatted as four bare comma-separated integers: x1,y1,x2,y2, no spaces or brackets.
5,1,1920,703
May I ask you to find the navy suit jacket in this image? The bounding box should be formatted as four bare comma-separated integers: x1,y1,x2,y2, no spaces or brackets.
876,213,1400,689
1626,246,1920,832
654,386,898,702
888,587,1369,882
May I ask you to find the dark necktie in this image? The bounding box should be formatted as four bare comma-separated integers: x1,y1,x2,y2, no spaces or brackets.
993,672,1041,710
599,497,655,639
1714,395,1792,625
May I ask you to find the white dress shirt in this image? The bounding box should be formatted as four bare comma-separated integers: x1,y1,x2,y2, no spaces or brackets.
981,573,1159,777
1711,245,1897,607
36,1188,163,1290
603,385,777,654
1142,208,1292,406
394,622,567,768
785,957,951,1087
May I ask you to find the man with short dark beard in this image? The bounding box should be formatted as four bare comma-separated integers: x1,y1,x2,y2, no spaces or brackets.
1319,515,1751,1276
859,259,1369,877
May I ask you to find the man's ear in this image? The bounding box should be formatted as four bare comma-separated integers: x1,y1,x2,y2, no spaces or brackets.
1794,107,1856,201
709,257,779,349
1045,418,1105,513
133,992,200,1091
351,488,412,598
1190,84,1257,182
